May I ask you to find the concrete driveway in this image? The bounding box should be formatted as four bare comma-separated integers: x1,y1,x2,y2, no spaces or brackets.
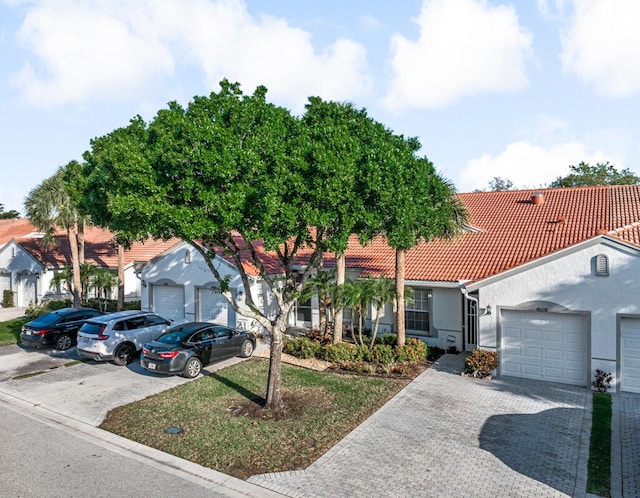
0,342,268,426
249,354,592,497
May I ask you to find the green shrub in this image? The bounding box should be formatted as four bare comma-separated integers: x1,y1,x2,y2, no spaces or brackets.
2,289,15,308
322,342,357,363
464,349,499,378
395,338,429,364
353,344,371,362
375,334,398,346
283,337,321,359
25,298,73,318
370,344,395,365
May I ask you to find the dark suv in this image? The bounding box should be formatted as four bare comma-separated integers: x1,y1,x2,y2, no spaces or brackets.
20,307,104,351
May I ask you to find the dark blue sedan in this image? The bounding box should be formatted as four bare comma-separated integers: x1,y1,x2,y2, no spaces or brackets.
140,322,256,378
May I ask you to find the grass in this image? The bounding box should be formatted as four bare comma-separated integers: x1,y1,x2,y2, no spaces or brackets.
0,317,29,346
587,392,612,497
100,357,411,480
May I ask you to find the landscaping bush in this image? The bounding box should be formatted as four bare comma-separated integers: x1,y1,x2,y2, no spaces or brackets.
322,342,358,363
25,298,73,318
283,337,321,359
464,349,499,378
375,333,398,346
370,344,395,365
2,289,15,308
395,338,428,364
592,369,613,392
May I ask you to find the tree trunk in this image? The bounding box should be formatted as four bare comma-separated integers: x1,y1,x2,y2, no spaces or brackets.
333,252,345,344
396,249,406,346
77,221,85,264
264,321,284,410
317,253,326,335
68,225,82,308
117,243,125,311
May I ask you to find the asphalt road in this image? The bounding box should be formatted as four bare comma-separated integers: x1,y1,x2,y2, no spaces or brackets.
0,399,275,498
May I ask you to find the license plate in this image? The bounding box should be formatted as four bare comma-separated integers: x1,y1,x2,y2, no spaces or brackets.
79,337,89,343
147,362,156,370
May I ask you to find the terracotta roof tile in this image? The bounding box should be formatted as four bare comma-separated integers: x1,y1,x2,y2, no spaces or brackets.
2,220,180,268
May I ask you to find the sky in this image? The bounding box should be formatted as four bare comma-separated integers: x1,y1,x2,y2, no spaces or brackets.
1,0,640,214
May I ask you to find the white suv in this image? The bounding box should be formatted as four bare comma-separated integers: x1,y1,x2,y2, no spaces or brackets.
77,311,171,366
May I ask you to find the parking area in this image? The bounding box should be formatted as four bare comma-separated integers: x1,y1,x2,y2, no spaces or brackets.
0,342,267,426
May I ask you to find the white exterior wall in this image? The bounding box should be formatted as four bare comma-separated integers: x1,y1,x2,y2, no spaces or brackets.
0,242,44,306
476,239,640,390
140,242,263,324
431,287,463,350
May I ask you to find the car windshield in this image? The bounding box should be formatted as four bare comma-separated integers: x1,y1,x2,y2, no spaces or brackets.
29,312,62,326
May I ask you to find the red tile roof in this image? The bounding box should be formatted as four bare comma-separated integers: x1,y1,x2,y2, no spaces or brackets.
335,185,640,283
1,221,180,268
214,185,640,284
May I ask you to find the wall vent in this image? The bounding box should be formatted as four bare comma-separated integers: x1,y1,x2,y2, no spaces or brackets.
595,254,609,277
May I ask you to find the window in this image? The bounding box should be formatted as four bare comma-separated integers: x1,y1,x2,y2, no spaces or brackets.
147,315,170,326
212,326,233,338
294,274,312,323
405,288,433,337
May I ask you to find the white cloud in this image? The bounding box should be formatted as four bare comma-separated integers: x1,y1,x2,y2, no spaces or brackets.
10,0,371,111
383,0,533,110
560,0,640,97
456,140,621,192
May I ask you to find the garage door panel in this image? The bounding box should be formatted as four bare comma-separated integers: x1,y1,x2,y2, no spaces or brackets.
524,348,541,360
501,310,586,386
621,318,640,393
523,329,543,341
197,288,236,327
152,285,185,322
543,349,563,361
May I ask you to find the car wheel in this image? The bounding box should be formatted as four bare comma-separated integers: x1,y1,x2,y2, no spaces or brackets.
183,357,202,378
113,343,135,366
55,334,72,351
240,340,254,358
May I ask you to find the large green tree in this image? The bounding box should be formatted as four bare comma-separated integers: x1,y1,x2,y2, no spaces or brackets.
549,161,640,187
81,81,466,408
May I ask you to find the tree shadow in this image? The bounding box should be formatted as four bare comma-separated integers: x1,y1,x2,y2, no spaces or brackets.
205,369,265,404
479,406,585,496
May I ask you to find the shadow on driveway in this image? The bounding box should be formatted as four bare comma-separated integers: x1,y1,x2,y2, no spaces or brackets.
479,407,585,496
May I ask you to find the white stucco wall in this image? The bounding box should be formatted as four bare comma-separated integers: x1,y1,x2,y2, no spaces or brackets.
475,238,640,389
0,242,44,306
140,242,262,324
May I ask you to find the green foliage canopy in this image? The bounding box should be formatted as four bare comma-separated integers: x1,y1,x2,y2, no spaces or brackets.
549,161,640,188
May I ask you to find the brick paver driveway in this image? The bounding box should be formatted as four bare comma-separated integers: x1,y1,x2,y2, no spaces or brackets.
250,355,590,498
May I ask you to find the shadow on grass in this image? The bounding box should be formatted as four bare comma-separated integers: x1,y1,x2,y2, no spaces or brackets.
205,369,265,405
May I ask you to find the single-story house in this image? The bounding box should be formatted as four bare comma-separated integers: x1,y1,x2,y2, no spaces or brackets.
139,185,640,393
0,219,180,307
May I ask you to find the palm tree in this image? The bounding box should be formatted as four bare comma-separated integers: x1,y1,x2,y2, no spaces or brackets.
49,267,74,298
335,279,376,346
300,269,336,338
25,165,85,307
91,268,118,311
368,278,397,347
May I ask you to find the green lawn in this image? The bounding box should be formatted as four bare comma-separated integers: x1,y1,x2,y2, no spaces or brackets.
0,317,29,346
587,392,612,497
100,357,410,479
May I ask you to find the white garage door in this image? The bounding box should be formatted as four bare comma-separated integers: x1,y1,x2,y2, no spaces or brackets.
151,284,185,322
197,288,236,327
621,318,640,393
501,310,587,386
